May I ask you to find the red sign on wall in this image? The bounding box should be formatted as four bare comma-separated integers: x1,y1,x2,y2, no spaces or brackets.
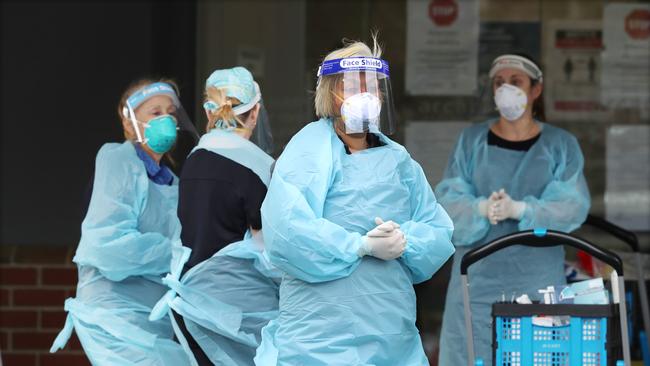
625,9,650,39
429,0,458,27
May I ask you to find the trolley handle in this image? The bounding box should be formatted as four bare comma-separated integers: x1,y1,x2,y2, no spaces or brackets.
584,214,639,252
460,229,624,276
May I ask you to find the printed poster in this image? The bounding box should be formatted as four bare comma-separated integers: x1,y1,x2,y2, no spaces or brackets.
544,20,607,122
406,0,480,96
601,3,650,119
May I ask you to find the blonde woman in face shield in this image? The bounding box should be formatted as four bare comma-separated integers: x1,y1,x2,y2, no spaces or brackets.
49,79,197,365
436,54,591,366
149,67,279,366
256,36,455,366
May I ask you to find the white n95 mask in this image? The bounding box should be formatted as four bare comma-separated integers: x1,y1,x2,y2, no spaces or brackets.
494,84,528,121
340,92,382,134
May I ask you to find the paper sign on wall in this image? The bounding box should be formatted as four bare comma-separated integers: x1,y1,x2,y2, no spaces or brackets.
601,3,650,119
544,20,607,122
406,0,479,96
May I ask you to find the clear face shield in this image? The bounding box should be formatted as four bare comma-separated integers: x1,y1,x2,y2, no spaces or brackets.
249,99,274,155
122,82,199,169
318,57,397,135
123,82,199,147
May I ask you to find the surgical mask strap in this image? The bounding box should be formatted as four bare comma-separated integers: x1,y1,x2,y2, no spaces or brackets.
330,90,345,104
232,95,259,116
232,83,261,116
213,114,247,132
218,103,259,132
215,119,236,131
126,101,145,143
328,92,346,124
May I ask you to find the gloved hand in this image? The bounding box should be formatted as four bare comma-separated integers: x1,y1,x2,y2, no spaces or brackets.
366,217,400,237
478,192,500,225
358,218,406,260
492,189,526,221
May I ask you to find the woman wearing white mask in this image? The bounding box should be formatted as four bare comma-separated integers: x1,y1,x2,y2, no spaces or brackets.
436,54,591,366
256,37,455,365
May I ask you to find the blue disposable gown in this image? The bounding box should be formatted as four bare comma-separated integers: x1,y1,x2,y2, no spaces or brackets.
50,142,190,365
256,118,455,366
150,129,279,366
436,121,590,366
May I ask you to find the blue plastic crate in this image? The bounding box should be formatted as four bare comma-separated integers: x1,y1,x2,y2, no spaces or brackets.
495,315,608,366
492,304,621,366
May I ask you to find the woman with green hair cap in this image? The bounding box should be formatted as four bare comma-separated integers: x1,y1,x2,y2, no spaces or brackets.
150,66,279,366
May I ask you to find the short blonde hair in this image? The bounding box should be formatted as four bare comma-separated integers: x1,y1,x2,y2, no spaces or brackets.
314,36,382,118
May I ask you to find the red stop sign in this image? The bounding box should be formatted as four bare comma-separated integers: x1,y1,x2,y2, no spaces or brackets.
625,9,650,40
429,0,458,27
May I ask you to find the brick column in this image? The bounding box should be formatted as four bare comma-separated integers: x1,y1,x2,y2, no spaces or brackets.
0,245,89,366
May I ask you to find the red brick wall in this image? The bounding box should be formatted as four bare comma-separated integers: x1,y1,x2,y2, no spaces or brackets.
0,245,89,366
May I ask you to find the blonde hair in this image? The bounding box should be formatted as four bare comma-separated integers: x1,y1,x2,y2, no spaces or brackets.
314,35,382,118
204,87,253,133
117,78,180,141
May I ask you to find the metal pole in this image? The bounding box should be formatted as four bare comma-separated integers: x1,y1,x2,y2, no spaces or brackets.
461,274,475,366
635,254,650,354
616,275,632,366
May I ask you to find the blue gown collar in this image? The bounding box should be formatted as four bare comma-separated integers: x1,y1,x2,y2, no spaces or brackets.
133,143,174,186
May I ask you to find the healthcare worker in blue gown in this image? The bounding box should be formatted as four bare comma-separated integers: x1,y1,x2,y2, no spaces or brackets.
149,66,280,366
50,79,199,365
437,54,591,366
256,37,456,366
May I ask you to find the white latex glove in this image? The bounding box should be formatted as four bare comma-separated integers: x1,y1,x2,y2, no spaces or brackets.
478,192,501,225
358,228,406,260
492,189,526,221
367,217,400,237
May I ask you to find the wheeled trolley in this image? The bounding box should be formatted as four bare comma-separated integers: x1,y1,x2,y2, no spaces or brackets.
461,228,631,366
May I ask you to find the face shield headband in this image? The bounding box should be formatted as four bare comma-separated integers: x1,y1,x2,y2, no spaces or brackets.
317,57,390,79
489,55,543,82
316,57,396,135
123,82,182,143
